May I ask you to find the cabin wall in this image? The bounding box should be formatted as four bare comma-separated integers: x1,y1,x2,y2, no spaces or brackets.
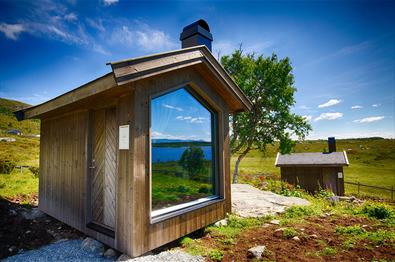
281,166,345,195
39,111,88,231
128,67,231,256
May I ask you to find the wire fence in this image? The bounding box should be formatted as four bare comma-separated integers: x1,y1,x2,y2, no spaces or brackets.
344,181,394,201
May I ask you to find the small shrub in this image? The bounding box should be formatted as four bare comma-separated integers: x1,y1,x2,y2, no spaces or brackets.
283,227,297,238
367,230,395,245
0,159,16,174
208,249,223,261
360,204,393,220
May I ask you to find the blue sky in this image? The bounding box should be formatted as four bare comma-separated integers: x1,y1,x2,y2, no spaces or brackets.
0,0,394,139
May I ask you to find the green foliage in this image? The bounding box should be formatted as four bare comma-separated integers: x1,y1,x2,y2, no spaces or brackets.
208,249,223,261
221,49,311,182
336,225,395,247
360,203,393,220
283,205,319,219
198,185,210,194
336,225,366,235
283,227,297,238
179,146,206,181
320,247,337,256
207,214,271,239
0,159,16,174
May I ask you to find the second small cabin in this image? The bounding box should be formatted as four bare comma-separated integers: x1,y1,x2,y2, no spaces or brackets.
275,137,349,196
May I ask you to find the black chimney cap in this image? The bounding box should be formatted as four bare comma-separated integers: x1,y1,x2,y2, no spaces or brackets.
180,19,213,51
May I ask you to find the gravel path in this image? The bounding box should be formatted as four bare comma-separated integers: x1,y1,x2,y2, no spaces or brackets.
119,250,204,262
231,184,310,217
3,239,112,262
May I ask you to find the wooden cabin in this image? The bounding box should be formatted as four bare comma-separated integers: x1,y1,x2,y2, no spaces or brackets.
275,138,349,196
15,20,252,257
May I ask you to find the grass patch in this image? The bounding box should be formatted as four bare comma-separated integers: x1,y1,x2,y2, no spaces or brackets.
283,227,297,238
320,246,337,256
336,225,395,247
0,169,38,200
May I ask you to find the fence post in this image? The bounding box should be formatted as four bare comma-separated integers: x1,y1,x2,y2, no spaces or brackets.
357,182,360,195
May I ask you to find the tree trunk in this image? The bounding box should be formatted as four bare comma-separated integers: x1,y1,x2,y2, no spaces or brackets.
232,147,250,184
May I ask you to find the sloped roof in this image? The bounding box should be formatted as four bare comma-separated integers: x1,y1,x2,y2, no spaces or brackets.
275,151,349,167
16,45,252,120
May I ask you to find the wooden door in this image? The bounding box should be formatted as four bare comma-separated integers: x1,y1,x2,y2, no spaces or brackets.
322,168,338,195
90,107,117,229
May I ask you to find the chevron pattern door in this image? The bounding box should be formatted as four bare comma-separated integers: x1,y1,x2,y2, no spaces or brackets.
90,107,117,229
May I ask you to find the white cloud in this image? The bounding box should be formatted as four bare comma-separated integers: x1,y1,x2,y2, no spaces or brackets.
318,99,342,108
64,13,77,22
302,115,312,121
86,18,105,32
163,104,183,111
299,105,311,110
176,116,207,124
353,116,385,123
372,104,381,107
0,23,25,40
135,27,177,52
314,112,343,121
351,105,363,109
103,0,119,6
111,23,177,52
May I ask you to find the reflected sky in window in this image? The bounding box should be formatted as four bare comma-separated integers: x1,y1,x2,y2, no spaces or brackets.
151,88,212,143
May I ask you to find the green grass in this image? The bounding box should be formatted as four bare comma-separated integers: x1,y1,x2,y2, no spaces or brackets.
0,169,38,199
232,138,395,200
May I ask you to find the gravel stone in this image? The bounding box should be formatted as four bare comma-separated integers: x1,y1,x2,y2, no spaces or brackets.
3,240,112,262
214,218,228,227
21,208,45,220
81,237,105,254
247,245,266,259
104,248,118,259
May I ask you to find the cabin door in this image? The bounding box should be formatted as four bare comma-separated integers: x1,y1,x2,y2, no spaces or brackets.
89,107,117,230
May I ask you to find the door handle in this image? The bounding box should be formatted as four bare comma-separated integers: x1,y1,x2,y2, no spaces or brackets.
89,159,96,169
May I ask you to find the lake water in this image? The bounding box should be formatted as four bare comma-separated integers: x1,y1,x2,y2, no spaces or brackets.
152,146,212,163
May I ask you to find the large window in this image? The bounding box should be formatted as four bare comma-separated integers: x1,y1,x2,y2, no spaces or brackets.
150,87,218,217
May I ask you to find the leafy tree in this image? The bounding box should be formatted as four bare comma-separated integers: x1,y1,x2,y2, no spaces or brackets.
179,146,206,181
221,48,312,183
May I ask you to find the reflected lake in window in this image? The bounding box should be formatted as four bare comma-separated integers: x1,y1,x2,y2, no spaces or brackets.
151,88,216,212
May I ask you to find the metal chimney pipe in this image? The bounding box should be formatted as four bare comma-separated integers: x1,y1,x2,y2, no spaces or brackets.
328,137,336,153
180,19,213,51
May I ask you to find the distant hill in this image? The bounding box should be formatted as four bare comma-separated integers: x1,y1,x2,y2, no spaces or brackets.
0,98,40,135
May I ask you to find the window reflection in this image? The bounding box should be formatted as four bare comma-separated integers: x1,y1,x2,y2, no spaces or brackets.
151,87,216,212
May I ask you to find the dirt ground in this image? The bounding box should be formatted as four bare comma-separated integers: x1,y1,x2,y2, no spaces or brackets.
203,215,395,261
0,195,83,259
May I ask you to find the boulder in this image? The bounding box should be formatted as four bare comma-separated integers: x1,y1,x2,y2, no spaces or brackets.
81,237,104,254
292,236,301,241
247,245,266,259
104,248,118,259
214,218,228,227
270,219,280,225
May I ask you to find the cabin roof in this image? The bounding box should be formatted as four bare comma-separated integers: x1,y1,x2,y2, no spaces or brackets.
15,45,252,120
275,151,349,167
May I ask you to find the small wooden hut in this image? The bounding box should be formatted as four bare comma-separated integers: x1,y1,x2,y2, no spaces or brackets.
275,138,349,195
15,20,252,257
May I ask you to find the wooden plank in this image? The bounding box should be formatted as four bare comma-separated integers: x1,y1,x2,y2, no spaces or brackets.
22,73,117,119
